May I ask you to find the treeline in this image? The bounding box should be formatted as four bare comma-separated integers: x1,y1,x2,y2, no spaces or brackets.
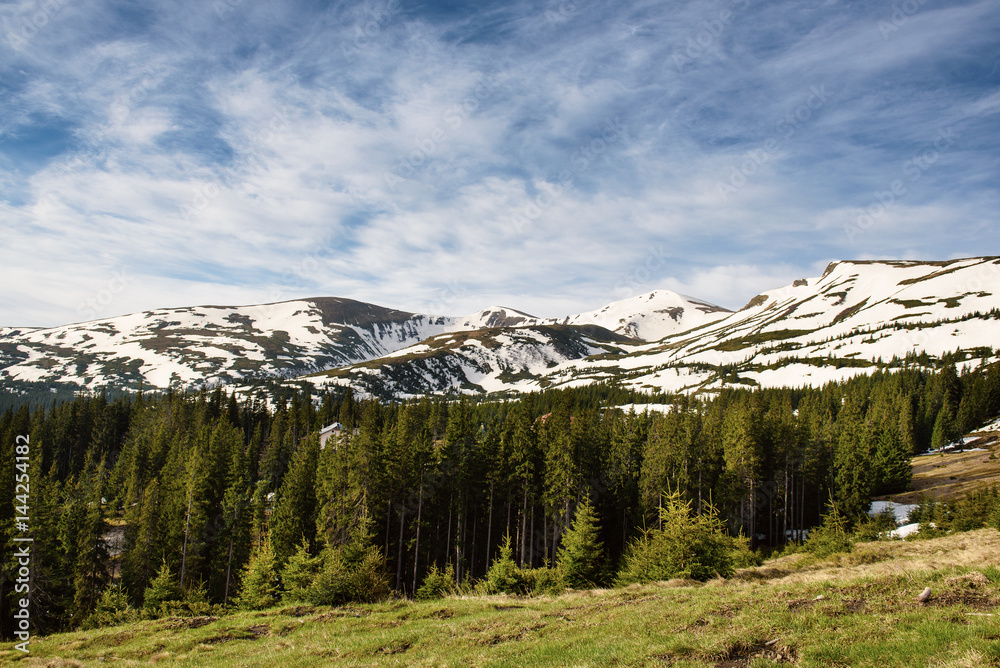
2,355,1000,636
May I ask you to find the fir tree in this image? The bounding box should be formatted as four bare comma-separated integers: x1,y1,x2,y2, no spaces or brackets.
280,541,321,603
270,435,320,566
235,539,279,610
143,562,183,617
482,533,525,595
557,495,604,588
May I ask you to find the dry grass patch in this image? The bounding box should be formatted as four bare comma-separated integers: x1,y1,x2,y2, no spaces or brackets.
881,435,1000,504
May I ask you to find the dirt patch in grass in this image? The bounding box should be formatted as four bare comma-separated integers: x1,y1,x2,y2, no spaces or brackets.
928,592,999,610
714,640,796,667
925,571,1000,610
373,639,412,655
476,621,547,645
788,597,821,612
203,624,270,644
417,608,454,619
157,616,218,630
709,604,738,618
312,606,369,622
279,605,317,617
245,624,270,638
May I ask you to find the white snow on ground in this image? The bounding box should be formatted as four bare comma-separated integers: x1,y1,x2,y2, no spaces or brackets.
449,292,732,342
890,523,923,539
918,436,991,455
869,501,919,525
609,403,675,414
529,258,1000,397
554,290,731,341
977,416,1000,432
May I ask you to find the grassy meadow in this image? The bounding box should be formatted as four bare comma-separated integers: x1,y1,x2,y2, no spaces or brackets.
5,528,1000,668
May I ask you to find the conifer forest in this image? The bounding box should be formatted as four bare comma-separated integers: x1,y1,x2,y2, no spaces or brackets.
2,355,1000,638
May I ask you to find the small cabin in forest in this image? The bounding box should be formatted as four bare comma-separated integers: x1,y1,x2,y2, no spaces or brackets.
319,422,344,449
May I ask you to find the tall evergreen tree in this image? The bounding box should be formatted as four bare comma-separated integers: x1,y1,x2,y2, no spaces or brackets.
557,495,604,588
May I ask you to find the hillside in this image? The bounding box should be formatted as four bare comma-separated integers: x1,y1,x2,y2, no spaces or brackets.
310,323,641,398
7,529,1000,667
876,417,1000,505
0,291,722,396
540,257,1000,395
2,258,998,399
309,257,1000,398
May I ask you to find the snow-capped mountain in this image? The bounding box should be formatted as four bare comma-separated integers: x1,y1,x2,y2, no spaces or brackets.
549,290,731,341
0,297,454,389
312,324,639,398
309,257,1000,397
538,257,1000,394
0,291,719,392
3,258,998,398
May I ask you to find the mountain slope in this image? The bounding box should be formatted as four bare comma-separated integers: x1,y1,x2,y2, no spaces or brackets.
3,258,997,397
0,291,717,392
0,298,458,390
550,290,731,341
540,257,1000,394
310,324,639,398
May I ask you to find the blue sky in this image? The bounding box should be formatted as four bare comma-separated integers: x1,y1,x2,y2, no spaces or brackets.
1,0,998,327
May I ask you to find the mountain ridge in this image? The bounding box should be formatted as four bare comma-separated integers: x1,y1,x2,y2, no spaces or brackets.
3,258,998,399
0,289,719,393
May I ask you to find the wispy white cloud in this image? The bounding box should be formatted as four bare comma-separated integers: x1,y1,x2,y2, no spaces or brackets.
0,0,997,326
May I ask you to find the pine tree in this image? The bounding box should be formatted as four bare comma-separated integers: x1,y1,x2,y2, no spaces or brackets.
833,394,875,520
280,541,321,603
308,517,389,605
69,459,111,626
269,435,320,566
143,562,183,617
235,539,279,610
931,403,961,450
482,533,525,594
557,495,604,588
616,492,737,584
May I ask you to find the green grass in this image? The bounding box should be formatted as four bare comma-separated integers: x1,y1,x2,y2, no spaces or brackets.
6,529,1000,666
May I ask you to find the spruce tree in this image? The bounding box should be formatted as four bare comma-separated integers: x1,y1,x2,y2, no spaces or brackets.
482,533,525,594
280,541,321,603
270,435,320,566
69,459,111,626
235,539,279,610
931,403,961,450
557,495,604,588
143,562,183,617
